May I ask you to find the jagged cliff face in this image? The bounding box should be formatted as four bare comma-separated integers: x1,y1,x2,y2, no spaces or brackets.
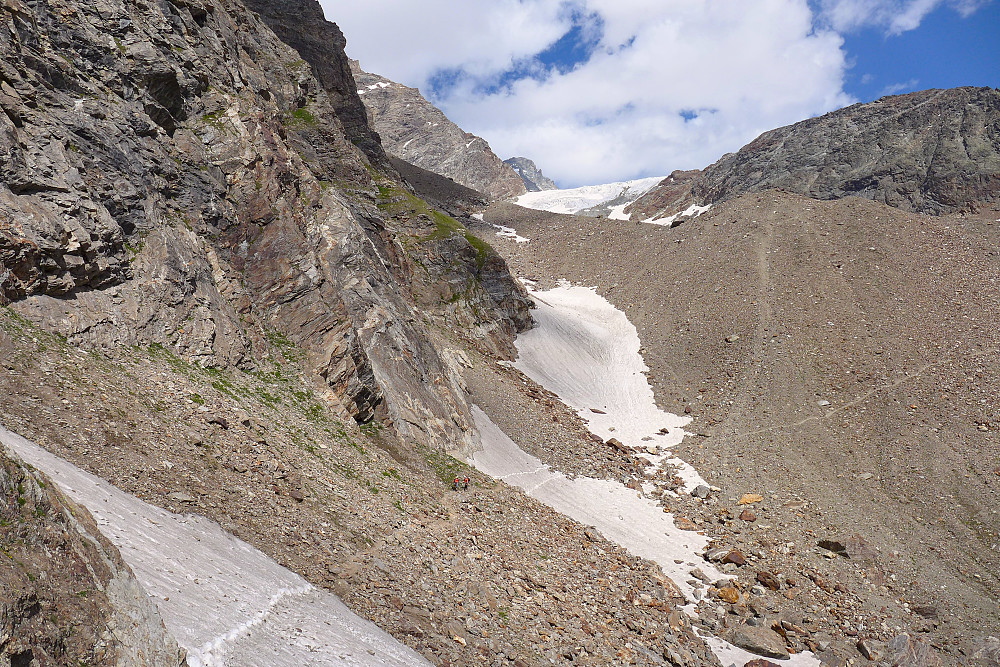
629,87,1000,220
0,0,530,450
1,445,186,666
351,63,527,201
505,156,557,192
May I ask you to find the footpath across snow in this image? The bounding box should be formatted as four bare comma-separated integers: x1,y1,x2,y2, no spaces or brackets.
0,426,430,667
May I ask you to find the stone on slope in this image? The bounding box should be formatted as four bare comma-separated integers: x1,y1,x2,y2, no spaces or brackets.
725,625,790,660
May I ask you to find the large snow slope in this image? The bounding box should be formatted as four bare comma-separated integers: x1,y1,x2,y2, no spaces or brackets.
513,176,664,216
468,284,821,667
1,426,430,667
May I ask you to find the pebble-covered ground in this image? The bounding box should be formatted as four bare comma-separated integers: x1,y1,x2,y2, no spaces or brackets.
475,191,1000,666
0,308,717,666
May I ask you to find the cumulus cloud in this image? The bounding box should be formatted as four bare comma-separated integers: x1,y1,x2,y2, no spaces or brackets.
320,0,985,186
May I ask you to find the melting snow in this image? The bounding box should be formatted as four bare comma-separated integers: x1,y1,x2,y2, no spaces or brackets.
514,177,665,216
468,284,821,667
492,224,529,243
513,284,704,488
608,203,632,221
0,426,430,667
471,407,718,603
467,283,723,602
644,203,712,226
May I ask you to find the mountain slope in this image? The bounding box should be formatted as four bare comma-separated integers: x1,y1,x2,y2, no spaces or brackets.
505,156,557,192
351,63,527,200
0,0,726,664
485,193,1000,664
0,0,531,452
629,87,1000,221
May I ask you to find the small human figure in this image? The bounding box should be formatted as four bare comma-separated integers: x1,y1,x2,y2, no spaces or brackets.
453,477,461,491
463,477,470,490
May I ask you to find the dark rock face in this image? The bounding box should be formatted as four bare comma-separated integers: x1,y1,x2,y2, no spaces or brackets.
239,0,387,166
629,87,1000,220
1,445,187,666
504,156,557,192
352,62,527,201
0,0,530,450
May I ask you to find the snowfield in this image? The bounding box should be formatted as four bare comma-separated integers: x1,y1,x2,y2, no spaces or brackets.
467,283,723,600
513,176,665,216
468,283,821,667
0,426,431,667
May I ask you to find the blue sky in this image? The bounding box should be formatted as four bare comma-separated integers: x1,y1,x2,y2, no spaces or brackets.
840,2,1000,100
323,0,998,187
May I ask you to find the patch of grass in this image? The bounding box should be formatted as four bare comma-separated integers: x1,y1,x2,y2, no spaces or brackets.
286,107,318,127
420,445,473,486
266,328,303,362
189,393,205,405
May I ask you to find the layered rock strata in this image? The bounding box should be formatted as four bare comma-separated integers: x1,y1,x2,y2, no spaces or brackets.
629,87,1000,220
351,63,527,201
0,0,530,451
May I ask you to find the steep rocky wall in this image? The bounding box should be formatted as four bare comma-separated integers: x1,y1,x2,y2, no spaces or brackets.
351,63,527,201
629,87,1000,220
1,445,187,666
505,156,557,192
239,0,386,165
0,0,530,451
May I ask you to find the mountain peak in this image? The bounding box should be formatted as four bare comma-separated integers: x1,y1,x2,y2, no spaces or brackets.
504,157,557,192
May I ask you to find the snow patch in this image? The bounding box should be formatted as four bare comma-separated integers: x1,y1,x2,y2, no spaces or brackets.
471,284,822,667
471,213,484,221
608,203,631,221
514,177,664,215
644,203,712,226
512,283,704,489
0,427,431,667
700,631,821,667
492,224,529,243
470,407,721,604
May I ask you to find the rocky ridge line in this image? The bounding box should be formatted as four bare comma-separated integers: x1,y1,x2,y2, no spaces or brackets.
351,61,528,201
505,156,557,192
628,87,1000,221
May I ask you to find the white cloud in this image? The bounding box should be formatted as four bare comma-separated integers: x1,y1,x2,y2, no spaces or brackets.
815,0,991,35
324,0,576,83
320,1,858,186
879,78,920,96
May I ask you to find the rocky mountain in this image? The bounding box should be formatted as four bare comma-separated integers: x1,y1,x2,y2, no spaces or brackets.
0,0,727,664
1,441,186,666
628,87,1000,221
505,156,557,192
351,62,527,200
486,189,1000,666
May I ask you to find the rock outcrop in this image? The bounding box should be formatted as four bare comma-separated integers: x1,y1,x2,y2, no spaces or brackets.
629,87,1000,220
505,156,557,192
0,0,530,451
351,63,527,201
1,445,186,666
